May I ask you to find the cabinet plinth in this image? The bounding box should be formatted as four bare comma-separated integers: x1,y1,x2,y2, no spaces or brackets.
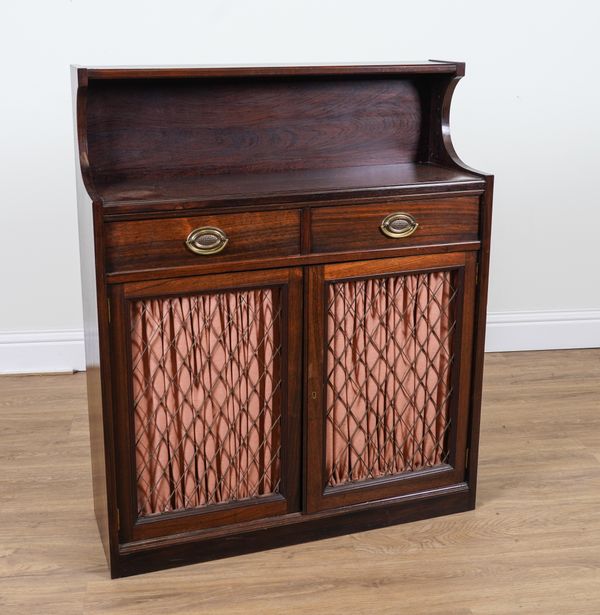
73,61,493,578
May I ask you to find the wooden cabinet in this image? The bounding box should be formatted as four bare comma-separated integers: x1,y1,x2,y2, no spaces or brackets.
73,61,493,577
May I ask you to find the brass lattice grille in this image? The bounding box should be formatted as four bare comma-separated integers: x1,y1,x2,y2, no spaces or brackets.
130,288,282,517
325,270,457,487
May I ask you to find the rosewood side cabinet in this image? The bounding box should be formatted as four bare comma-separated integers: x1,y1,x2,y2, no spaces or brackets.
72,61,493,578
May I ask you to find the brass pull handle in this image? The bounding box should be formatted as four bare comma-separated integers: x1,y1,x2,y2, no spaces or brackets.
185,227,229,255
380,212,419,239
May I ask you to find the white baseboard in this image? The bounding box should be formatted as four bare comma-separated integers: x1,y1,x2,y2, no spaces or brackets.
0,310,598,374
0,329,85,374
485,310,600,352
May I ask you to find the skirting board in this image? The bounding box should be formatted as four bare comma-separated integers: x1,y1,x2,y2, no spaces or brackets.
0,310,599,374
485,310,600,352
0,329,86,374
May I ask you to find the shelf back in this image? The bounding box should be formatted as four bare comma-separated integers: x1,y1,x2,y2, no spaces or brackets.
85,75,434,181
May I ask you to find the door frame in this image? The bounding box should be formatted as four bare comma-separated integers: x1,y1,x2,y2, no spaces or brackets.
305,252,477,513
109,267,303,542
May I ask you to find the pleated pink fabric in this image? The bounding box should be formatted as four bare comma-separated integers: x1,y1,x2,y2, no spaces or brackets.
131,289,281,517
326,271,453,486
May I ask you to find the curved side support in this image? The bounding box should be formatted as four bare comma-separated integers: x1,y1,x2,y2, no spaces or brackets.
433,75,493,179
73,68,99,202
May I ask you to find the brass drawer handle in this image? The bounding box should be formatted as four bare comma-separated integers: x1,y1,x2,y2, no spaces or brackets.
185,227,229,255
380,212,419,238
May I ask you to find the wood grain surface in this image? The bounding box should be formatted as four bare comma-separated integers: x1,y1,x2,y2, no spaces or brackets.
105,209,301,273
1,349,599,613
310,195,480,254
96,163,484,210
86,78,423,178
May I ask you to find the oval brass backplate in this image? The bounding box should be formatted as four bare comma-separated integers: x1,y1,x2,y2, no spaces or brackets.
185,227,229,255
380,212,419,239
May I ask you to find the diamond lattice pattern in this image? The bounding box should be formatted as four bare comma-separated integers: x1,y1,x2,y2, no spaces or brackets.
326,270,457,487
131,288,282,517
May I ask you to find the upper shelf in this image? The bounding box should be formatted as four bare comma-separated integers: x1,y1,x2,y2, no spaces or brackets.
74,61,486,213
97,163,483,212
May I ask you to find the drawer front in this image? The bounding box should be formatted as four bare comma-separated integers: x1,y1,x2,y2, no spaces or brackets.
106,209,301,273
310,196,480,254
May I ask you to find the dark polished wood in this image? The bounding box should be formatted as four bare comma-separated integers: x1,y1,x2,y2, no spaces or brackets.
105,241,482,285
73,61,493,578
118,484,471,577
71,67,119,574
310,195,480,254
105,209,301,273
87,78,423,178
84,61,464,81
97,163,484,212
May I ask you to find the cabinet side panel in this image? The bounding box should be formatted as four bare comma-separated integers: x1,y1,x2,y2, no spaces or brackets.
76,200,110,561
466,181,494,504
79,205,110,559
72,67,114,569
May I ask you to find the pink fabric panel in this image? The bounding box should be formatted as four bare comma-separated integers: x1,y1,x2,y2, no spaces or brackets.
326,271,453,486
131,289,281,517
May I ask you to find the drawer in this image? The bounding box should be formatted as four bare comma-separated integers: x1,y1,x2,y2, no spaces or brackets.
106,209,301,273
310,196,480,254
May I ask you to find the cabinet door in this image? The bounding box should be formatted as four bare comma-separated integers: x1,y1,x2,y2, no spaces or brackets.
306,252,476,512
110,268,302,541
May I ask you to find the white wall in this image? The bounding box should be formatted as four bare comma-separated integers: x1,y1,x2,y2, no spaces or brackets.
1,0,599,373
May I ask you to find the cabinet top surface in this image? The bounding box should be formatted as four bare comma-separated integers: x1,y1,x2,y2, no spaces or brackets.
76,61,464,81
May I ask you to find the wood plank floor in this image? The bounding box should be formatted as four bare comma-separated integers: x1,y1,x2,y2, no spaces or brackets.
1,349,599,614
